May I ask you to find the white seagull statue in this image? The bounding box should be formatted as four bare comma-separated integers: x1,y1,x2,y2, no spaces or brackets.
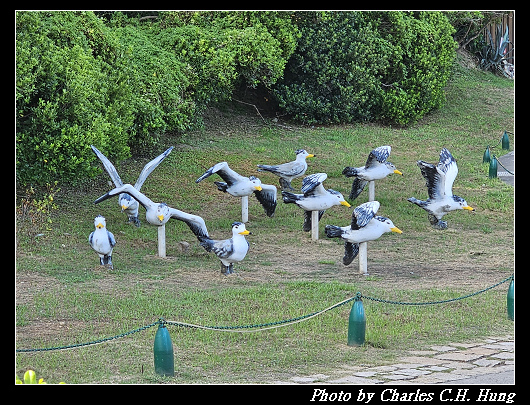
195,161,277,217
199,221,251,275
257,149,315,191
89,215,116,269
408,148,474,229
282,173,351,232
91,145,174,227
325,201,402,265
342,145,403,200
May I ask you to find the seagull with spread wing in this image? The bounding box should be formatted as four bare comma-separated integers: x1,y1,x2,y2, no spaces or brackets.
94,184,209,240
342,145,403,201
325,201,402,265
282,173,351,232
408,148,474,229
91,145,174,227
195,161,277,217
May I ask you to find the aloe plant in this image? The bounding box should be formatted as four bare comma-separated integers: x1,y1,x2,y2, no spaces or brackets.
477,24,514,77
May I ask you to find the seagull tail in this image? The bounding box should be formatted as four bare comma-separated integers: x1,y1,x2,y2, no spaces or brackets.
324,225,343,239
281,191,300,204
407,197,427,207
342,167,359,178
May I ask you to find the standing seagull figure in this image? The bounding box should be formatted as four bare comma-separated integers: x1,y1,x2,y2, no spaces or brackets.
91,145,174,227
257,149,315,191
408,148,474,229
89,215,116,269
343,145,403,201
282,173,351,231
195,161,277,217
199,222,251,275
325,201,402,265
94,184,209,240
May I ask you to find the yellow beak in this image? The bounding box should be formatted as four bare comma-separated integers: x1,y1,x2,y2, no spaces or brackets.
254,186,263,191
340,200,352,208
157,215,164,221
394,169,403,176
390,227,403,234
96,223,104,229
238,230,250,235
121,205,127,210
463,206,474,211
307,154,315,158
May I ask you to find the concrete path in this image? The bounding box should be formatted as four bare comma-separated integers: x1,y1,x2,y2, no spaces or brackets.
276,336,514,385
497,151,514,186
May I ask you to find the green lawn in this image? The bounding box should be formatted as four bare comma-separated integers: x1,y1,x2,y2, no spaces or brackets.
16,61,514,384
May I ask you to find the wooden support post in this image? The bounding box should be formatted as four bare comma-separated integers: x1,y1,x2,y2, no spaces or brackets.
311,210,319,241
241,195,249,223
158,224,166,258
359,180,375,275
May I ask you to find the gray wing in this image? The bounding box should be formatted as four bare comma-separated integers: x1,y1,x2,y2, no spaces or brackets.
254,183,277,217
91,145,123,187
417,161,442,200
199,237,234,259
348,177,368,201
351,201,380,230
365,145,391,169
301,173,327,196
134,146,174,190
258,160,306,177
195,161,245,187
437,148,458,196
168,207,209,240
107,230,116,248
95,184,154,210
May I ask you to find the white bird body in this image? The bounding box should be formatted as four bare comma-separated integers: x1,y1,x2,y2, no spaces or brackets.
257,149,315,190
325,201,402,265
282,173,351,232
343,145,403,200
408,148,474,229
91,145,173,226
199,222,250,275
88,215,116,269
95,184,209,240
196,162,277,217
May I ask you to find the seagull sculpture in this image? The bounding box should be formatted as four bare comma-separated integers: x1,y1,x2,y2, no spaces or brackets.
325,201,402,265
342,145,403,200
94,184,209,240
282,173,351,231
91,145,174,227
195,161,277,217
257,149,315,191
89,215,116,269
199,222,251,275
408,148,474,229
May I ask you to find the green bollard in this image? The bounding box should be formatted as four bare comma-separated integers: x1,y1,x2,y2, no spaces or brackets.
507,278,514,321
489,155,498,179
501,131,510,150
348,294,366,346
482,146,491,164
153,321,174,377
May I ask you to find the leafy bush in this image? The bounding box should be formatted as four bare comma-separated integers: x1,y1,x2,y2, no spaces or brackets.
273,11,456,125
16,11,133,184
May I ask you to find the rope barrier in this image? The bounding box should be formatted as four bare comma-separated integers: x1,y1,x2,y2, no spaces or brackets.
16,274,513,352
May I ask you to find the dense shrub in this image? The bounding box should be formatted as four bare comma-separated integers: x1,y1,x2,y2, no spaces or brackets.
16,11,133,184
273,11,456,125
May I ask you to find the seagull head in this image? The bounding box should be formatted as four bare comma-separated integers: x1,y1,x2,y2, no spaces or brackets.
155,203,171,223
452,195,475,212
248,176,263,191
232,221,251,236
385,162,403,176
119,193,134,211
296,149,315,159
377,216,403,234
94,215,106,230
328,189,351,208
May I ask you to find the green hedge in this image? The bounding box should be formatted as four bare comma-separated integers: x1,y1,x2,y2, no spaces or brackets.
16,11,456,185
273,11,457,125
